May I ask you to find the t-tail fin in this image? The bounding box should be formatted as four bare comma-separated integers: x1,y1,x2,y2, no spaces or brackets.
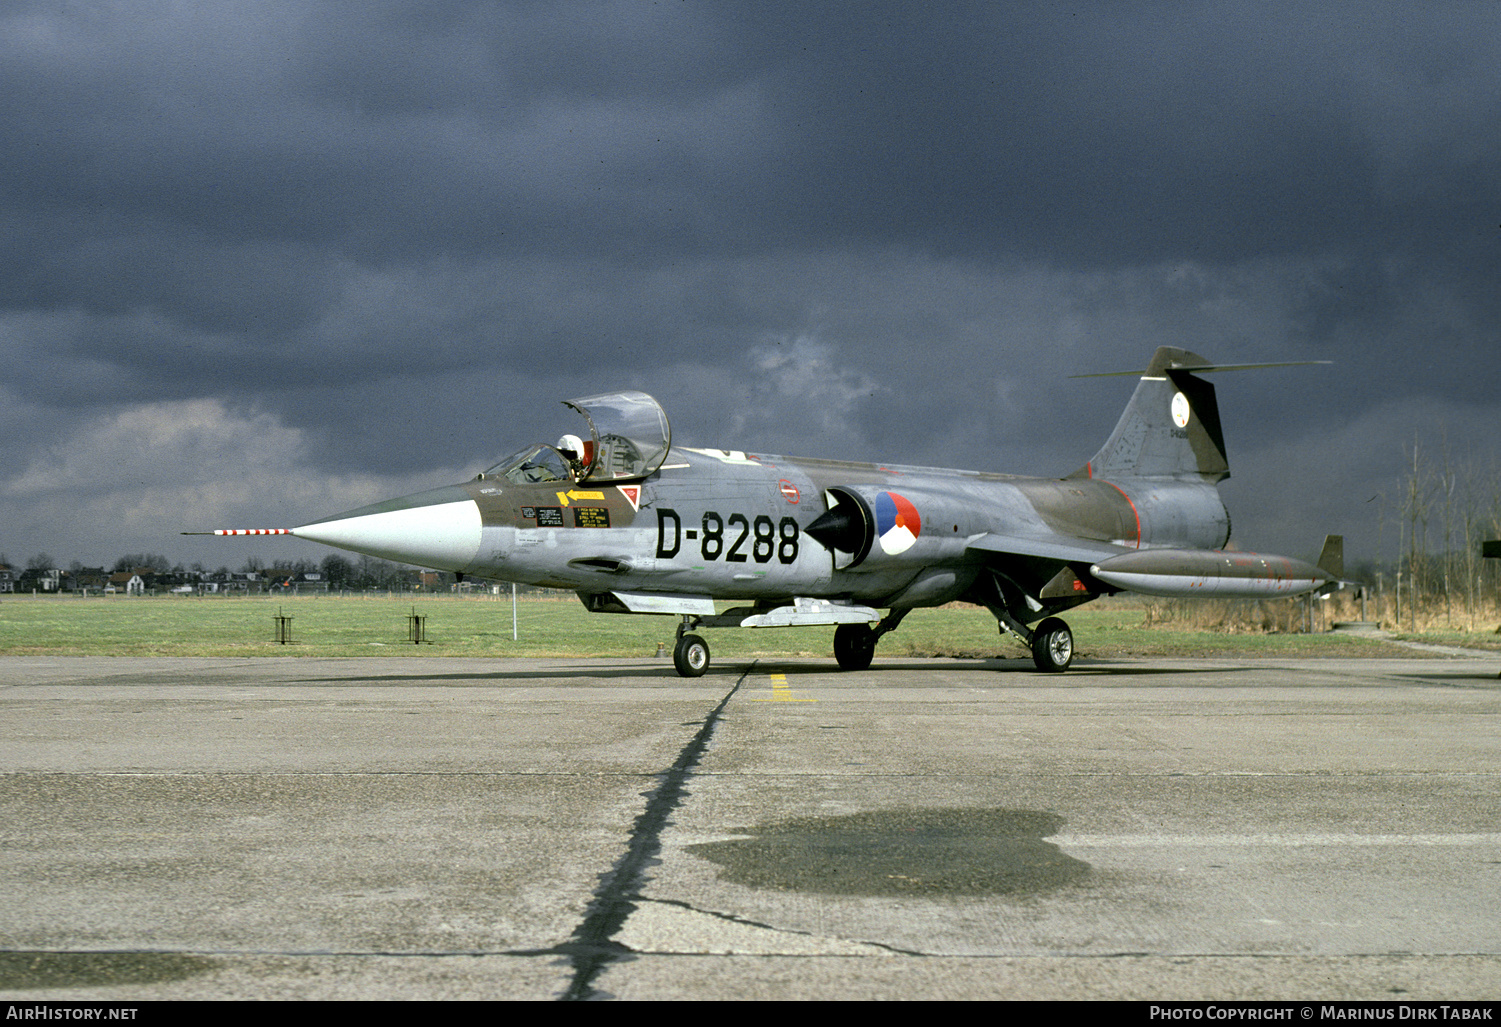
1068,347,1331,483
1071,347,1229,482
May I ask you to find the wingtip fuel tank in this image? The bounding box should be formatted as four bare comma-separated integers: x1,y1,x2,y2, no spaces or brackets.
1090,548,1335,599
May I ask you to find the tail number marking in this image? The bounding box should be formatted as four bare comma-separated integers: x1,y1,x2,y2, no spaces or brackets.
658,509,798,565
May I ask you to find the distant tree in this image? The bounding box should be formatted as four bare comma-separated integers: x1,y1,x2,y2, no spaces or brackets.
27,553,56,571
320,554,353,587
113,553,170,573
355,554,402,589
240,556,264,574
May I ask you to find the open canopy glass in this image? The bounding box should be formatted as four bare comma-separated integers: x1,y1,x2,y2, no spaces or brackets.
485,391,672,485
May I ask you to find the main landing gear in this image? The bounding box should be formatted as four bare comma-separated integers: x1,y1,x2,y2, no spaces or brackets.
668,606,908,677
1028,616,1074,673
664,601,1075,676
832,623,876,671
992,602,1075,673
832,610,908,671
836,611,1074,673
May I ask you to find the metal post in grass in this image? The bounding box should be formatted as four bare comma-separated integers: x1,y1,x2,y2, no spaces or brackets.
274,606,293,645
512,582,518,641
408,605,427,644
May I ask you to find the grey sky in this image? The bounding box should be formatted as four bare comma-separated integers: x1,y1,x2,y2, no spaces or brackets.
2,1,1497,572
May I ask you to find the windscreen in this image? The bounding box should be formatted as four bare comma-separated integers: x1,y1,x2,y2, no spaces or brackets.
484,444,573,484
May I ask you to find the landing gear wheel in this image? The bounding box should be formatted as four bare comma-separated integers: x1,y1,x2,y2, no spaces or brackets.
833,623,877,671
673,633,710,677
1030,617,1074,673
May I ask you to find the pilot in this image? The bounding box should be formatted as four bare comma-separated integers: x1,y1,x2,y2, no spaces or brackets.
556,434,587,480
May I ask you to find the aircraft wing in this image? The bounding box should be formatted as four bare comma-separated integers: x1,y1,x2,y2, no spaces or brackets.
963,532,1131,605
965,532,1132,565
967,532,1343,602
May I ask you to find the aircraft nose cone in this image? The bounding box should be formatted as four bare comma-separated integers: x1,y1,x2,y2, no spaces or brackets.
292,484,482,571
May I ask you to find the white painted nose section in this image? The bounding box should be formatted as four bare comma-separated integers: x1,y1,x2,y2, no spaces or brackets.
293,499,482,569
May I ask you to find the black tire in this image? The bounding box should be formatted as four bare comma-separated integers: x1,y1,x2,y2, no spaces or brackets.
674,633,711,677
833,623,876,671
1030,617,1073,672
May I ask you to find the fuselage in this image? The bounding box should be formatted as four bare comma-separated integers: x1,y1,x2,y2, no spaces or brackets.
293,444,1231,611
240,354,1337,676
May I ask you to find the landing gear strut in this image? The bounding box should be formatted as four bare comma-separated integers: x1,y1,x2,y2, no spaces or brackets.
985,572,1077,673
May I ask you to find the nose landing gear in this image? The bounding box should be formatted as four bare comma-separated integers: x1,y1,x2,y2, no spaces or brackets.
673,626,710,677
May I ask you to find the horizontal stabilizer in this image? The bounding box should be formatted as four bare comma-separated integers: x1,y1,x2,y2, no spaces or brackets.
1070,348,1332,484
1071,359,1332,378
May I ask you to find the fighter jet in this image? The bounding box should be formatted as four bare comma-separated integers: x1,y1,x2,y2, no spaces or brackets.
192,346,1341,676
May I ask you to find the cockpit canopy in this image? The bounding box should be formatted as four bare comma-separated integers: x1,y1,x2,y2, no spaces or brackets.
484,391,671,486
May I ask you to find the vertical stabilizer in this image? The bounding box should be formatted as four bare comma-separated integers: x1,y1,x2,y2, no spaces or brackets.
1071,347,1229,482
1316,535,1343,578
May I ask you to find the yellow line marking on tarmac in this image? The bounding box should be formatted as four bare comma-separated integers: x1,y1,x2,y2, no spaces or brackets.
750,672,816,702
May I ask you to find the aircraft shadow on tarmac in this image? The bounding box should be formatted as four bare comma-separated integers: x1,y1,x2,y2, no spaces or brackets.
294,657,1244,684
1387,670,1501,686
751,659,1257,678
298,663,705,683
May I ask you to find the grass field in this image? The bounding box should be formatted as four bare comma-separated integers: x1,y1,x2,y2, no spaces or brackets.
0,592,1463,661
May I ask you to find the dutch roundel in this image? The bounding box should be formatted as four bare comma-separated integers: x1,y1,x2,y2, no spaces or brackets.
1171,391,1191,428
875,491,921,555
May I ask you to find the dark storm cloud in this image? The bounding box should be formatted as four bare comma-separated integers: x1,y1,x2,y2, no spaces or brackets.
0,0,768,270
9,2,1499,264
728,3,1499,259
0,0,1497,565
7,3,1496,278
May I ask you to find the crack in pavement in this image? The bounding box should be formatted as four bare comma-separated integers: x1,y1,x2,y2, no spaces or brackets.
554,664,752,1001
625,896,927,957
